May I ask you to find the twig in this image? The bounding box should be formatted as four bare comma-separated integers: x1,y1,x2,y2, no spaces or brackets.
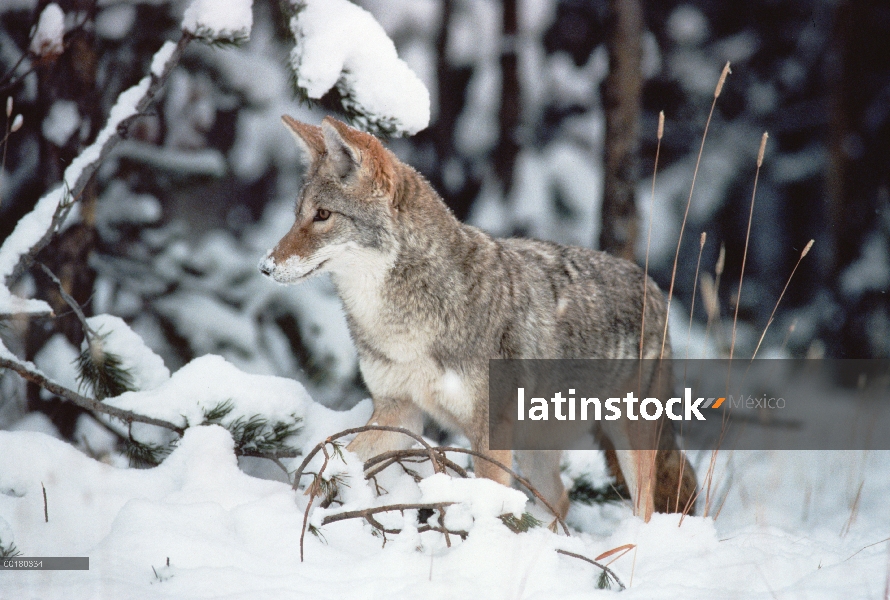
292,425,444,491
299,494,314,562
556,549,626,591
37,263,99,339
845,536,890,562
321,503,467,542
41,482,48,523
0,352,184,434
321,503,455,526
363,448,469,479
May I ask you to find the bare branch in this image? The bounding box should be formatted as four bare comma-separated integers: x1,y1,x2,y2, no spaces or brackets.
293,425,444,491
294,424,570,536
363,448,469,479
320,502,455,526
319,502,468,542
37,262,98,339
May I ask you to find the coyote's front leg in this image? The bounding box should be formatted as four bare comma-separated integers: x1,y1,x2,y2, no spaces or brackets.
346,397,424,461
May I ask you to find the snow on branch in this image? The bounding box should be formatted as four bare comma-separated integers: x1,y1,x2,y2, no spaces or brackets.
286,0,430,136
29,3,65,60
182,0,253,46
0,34,192,316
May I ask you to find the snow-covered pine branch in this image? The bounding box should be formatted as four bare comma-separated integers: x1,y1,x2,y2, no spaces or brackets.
182,0,253,46
285,0,430,136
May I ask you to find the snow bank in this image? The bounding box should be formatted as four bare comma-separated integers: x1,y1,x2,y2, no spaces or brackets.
103,354,307,428
288,0,430,135
2,415,890,598
419,473,527,521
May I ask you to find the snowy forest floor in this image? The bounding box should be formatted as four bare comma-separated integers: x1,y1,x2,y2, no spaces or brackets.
1,414,888,599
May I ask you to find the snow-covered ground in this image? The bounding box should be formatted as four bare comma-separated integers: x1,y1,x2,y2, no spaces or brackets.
1,378,888,598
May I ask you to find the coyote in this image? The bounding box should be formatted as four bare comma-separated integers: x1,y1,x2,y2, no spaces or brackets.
260,115,696,520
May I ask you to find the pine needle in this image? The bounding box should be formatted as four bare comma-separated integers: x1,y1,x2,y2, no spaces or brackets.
75,333,135,400
499,512,543,533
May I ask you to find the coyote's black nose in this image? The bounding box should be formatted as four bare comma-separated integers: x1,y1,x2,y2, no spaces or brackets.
259,264,272,276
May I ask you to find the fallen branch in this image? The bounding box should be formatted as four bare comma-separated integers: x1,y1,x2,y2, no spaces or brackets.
295,425,570,536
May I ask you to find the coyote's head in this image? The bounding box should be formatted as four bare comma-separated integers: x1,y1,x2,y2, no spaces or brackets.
259,116,400,284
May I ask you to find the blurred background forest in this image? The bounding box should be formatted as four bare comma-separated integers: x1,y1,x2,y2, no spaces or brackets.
1,0,888,439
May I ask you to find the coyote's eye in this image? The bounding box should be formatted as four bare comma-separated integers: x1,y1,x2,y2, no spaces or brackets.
314,208,331,222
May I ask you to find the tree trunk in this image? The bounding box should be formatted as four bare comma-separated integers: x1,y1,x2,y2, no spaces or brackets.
599,0,643,260
494,0,520,195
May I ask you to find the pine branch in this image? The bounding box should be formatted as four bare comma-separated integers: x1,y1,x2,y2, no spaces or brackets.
125,438,174,468
499,512,543,533
0,350,184,435
568,474,628,506
75,339,135,400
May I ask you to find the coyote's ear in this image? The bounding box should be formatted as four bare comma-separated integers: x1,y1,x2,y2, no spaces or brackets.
281,115,325,166
321,117,395,195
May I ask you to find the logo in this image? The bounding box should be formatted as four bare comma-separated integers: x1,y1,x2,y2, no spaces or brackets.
516,387,727,422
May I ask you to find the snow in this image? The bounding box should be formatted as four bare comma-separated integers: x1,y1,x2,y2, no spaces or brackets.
150,41,177,78
86,314,171,391
95,4,135,40
288,0,430,135
1,417,889,597
103,354,306,428
667,4,710,47
419,473,527,521
182,0,253,43
841,232,890,299
0,285,51,317
41,99,80,146
33,333,80,398
29,3,65,58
